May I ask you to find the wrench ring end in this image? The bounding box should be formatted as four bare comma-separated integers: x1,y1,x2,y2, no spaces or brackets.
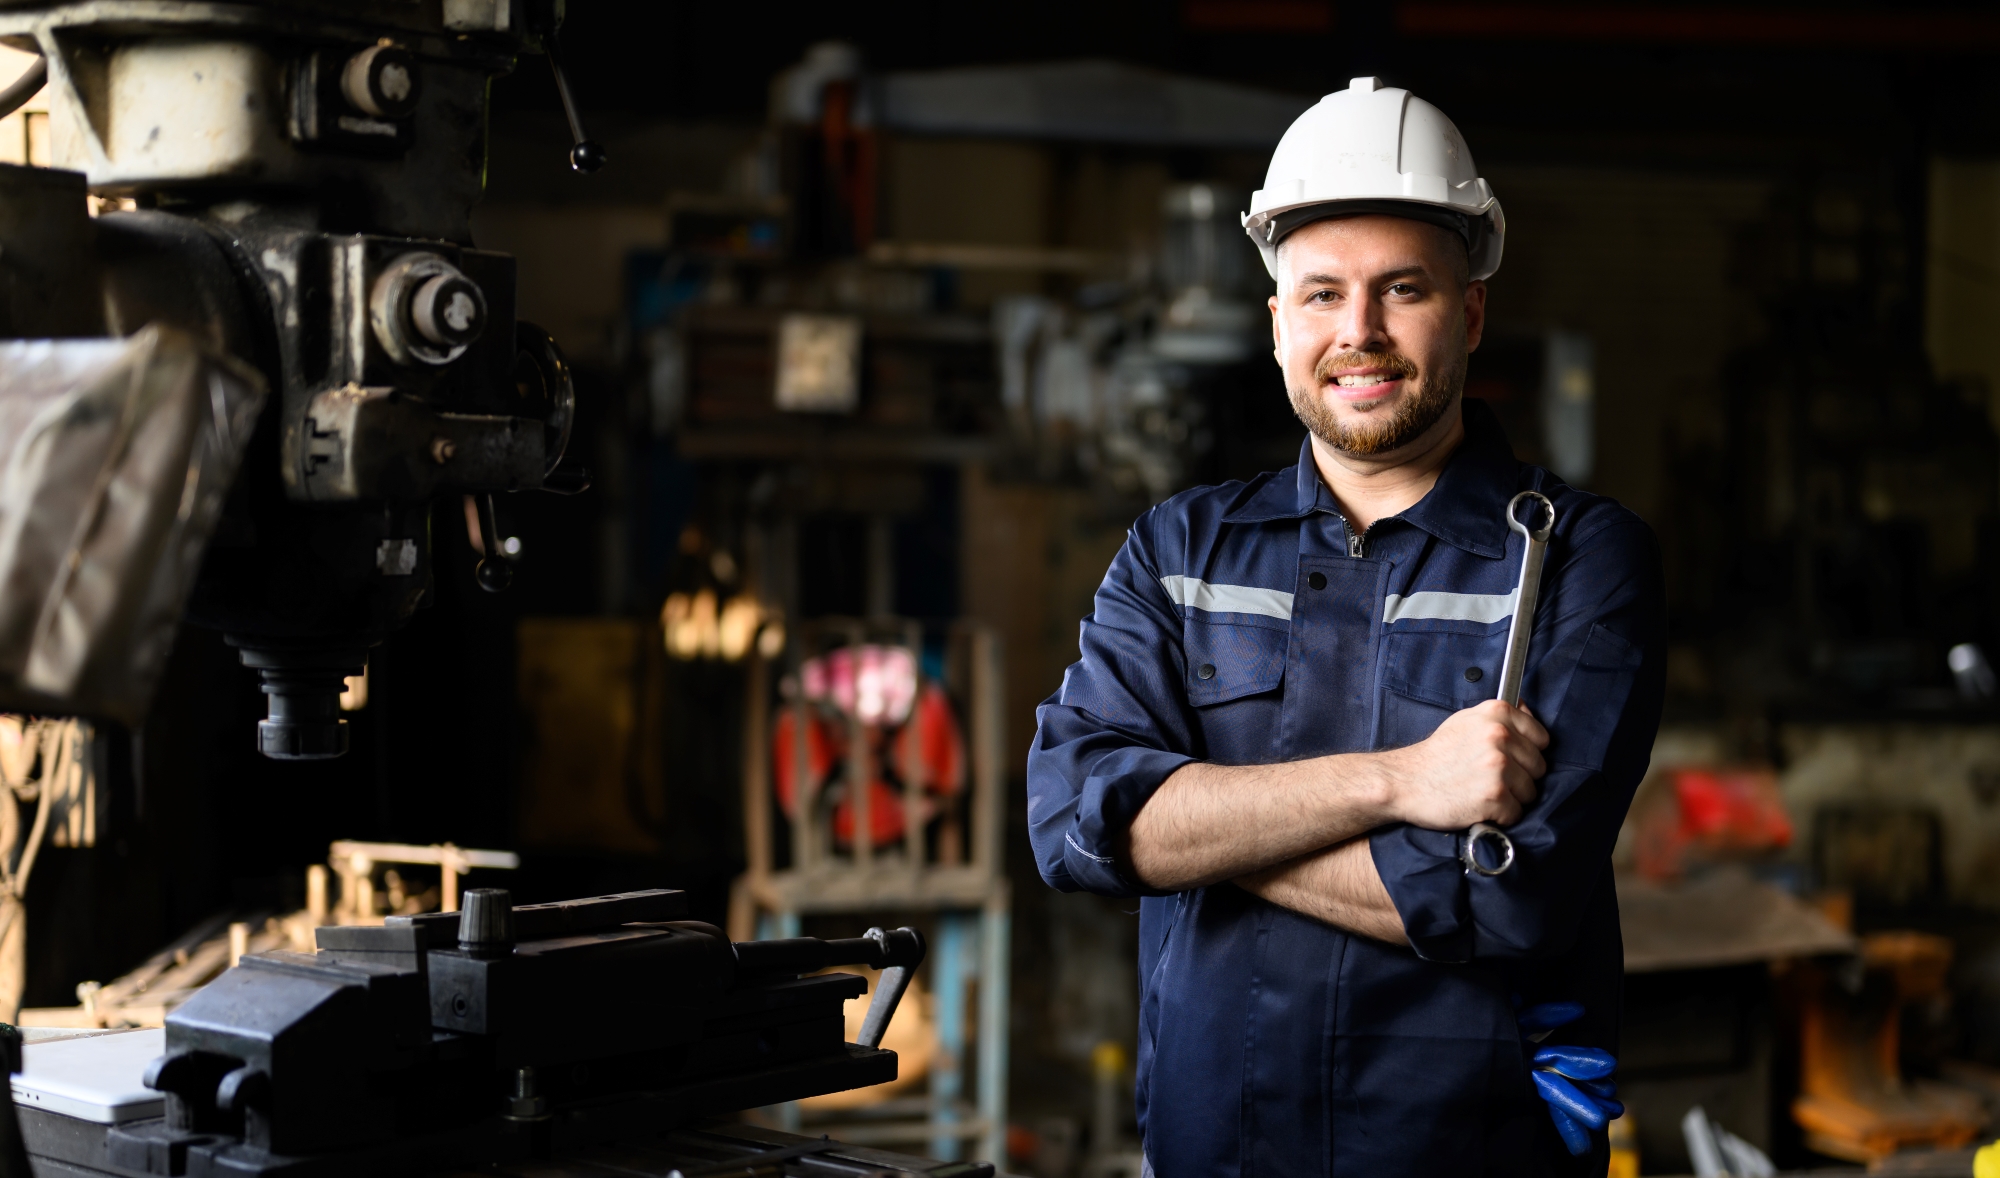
1505,491,1555,543
1462,822,1516,876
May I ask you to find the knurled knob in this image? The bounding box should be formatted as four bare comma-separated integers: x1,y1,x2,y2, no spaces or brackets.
458,888,515,956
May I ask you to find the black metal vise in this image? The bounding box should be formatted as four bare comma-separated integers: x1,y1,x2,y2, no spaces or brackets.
112,889,925,1174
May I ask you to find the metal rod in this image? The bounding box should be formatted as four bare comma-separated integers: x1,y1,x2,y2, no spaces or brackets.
858,959,914,1049
543,41,606,174
546,46,587,147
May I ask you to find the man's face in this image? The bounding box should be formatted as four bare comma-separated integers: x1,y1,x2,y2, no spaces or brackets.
1269,215,1486,458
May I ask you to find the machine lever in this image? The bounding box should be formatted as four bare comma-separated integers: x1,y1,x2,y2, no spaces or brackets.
473,493,513,593
732,925,925,976
544,39,605,174
858,960,915,1048
730,925,926,1048
856,926,923,1049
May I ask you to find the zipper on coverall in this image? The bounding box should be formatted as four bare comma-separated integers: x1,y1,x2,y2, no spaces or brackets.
1341,516,1369,559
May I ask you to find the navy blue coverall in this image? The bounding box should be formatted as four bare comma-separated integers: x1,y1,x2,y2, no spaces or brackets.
1026,400,1667,1175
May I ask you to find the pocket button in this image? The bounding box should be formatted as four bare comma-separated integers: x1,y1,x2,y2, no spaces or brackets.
1308,571,1327,590
1465,666,1483,682
1198,664,1216,680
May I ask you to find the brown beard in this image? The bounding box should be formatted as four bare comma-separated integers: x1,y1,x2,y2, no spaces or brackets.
1288,348,1466,457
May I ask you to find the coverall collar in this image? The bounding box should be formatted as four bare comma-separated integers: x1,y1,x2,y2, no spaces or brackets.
1222,397,1518,559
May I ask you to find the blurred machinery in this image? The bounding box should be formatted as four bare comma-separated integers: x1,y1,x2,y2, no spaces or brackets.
1791,932,1984,1162
0,0,591,759
1665,167,2000,713
989,181,1262,500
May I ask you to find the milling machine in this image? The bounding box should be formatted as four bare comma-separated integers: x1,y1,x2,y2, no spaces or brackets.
0,0,599,758
0,10,991,1172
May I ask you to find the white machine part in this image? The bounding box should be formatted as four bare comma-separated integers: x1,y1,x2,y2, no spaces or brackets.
1241,76,1506,281
12,1028,165,1124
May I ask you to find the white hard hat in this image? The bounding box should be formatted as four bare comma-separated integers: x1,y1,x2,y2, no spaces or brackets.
1243,77,1505,281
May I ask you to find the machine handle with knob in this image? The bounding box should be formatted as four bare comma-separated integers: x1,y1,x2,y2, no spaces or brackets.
543,37,605,173
470,494,513,594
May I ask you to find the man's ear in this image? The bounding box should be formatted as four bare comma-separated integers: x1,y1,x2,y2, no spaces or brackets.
1463,279,1488,353
1269,241,1287,363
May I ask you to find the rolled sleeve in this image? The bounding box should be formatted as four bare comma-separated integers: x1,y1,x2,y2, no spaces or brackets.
1028,511,1196,898
1371,517,1667,963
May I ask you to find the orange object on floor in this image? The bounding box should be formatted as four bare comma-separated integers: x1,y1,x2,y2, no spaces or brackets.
1791,931,1983,1163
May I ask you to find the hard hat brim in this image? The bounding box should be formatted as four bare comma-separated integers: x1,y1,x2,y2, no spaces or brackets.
1245,197,1505,283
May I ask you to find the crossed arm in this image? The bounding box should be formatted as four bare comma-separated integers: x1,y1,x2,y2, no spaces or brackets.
1125,700,1550,944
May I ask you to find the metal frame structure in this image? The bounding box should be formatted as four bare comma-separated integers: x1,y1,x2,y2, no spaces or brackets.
730,620,1009,1165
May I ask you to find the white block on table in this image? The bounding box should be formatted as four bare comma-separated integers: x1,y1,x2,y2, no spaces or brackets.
12,1027,165,1123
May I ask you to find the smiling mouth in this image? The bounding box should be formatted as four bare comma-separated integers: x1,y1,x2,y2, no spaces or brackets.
1333,373,1399,388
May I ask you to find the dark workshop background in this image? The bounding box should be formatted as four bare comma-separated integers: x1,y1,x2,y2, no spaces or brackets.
30,1,2000,1173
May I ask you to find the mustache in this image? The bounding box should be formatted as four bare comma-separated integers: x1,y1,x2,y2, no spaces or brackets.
1314,351,1420,384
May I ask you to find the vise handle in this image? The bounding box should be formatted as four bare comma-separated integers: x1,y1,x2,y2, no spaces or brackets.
733,927,927,1050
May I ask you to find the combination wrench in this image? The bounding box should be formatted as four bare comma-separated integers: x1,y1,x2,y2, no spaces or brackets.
1458,490,1555,877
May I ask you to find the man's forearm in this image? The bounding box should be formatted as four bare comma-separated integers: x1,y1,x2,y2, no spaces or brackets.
1126,754,1393,891
1236,838,1406,943
1125,698,1548,893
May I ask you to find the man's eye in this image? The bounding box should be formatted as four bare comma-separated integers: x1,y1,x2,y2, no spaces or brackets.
1309,289,1339,303
1387,283,1419,296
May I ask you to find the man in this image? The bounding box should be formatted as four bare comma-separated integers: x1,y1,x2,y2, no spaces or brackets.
1026,78,1666,1175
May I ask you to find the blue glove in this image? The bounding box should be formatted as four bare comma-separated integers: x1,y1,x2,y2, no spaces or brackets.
1517,1002,1622,1157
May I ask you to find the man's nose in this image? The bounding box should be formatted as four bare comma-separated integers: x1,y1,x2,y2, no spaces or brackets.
1331,292,1390,355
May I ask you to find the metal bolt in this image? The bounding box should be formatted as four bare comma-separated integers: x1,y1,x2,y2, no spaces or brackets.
430,437,456,464
504,1065,550,1122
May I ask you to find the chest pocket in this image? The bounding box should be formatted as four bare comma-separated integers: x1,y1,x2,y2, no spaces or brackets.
1184,619,1287,705
1377,627,1506,749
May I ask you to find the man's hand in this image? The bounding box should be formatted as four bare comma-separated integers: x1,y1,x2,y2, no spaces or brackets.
1378,699,1548,830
